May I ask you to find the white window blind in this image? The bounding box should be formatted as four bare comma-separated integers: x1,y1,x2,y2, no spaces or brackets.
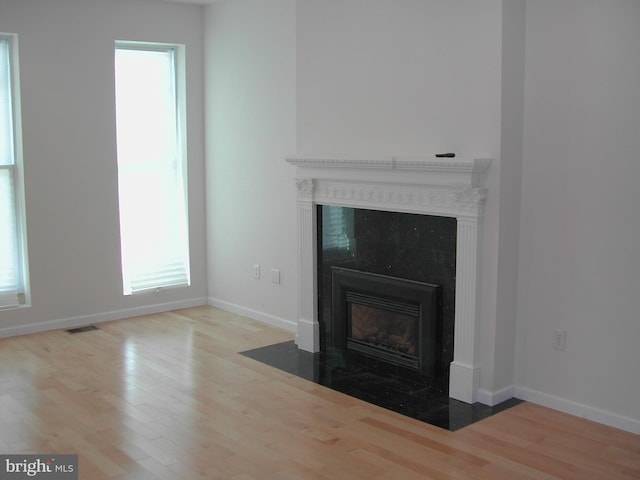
0,36,27,310
114,43,190,295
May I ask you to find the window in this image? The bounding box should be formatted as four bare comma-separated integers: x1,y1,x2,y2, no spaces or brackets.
0,34,29,310
114,43,190,295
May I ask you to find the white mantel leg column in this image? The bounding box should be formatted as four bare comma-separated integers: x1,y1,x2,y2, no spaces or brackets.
294,179,320,352
449,216,482,403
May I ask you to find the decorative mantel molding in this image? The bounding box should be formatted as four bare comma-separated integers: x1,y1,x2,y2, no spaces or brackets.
288,155,492,404
306,180,487,218
286,155,491,188
286,155,491,172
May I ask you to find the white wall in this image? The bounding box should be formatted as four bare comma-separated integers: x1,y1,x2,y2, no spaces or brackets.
296,0,502,158
0,0,207,336
517,0,640,429
204,0,297,329
487,0,526,400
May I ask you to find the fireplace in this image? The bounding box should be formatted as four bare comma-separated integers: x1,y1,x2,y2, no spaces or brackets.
331,267,441,377
287,155,490,403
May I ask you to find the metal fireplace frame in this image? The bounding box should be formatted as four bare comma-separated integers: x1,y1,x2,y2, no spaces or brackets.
331,266,441,377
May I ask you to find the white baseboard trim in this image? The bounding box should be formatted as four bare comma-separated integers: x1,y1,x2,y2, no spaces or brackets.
514,386,640,435
0,297,209,339
477,385,516,406
449,361,480,404
295,317,320,353
208,297,297,333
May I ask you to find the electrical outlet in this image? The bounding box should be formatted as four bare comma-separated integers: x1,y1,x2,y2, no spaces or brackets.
553,328,566,351
271,268,281,284
253,264,260,280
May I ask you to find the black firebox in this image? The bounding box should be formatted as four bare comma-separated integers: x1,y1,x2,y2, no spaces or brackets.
331,267,441,377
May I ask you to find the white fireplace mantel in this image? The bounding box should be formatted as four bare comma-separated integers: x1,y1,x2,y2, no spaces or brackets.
287,155,491,403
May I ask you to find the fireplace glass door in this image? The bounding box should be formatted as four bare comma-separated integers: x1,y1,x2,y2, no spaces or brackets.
332,267,441,376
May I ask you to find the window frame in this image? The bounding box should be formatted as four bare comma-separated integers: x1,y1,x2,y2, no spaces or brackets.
114,41,191,296
0,33,30,310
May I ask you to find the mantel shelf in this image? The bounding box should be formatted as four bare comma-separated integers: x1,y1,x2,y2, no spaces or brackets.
286,155,490,172
286,155,492,188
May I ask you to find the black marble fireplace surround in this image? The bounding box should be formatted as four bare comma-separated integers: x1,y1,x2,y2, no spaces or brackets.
241,340,522,431
319,206,457,392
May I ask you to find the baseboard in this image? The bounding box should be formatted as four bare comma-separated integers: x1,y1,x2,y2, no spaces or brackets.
514,386,640,435
294,317,320,352
208,297,297,333
0,297,208,339
477,385,516,406
449,361,480,404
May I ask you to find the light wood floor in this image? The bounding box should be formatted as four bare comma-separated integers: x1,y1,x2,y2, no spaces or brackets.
0,306,638,479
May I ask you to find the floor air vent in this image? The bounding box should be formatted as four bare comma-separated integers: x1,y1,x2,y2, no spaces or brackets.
66,325,99,334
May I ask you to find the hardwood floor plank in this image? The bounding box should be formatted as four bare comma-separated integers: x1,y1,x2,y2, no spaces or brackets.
0,306,638,479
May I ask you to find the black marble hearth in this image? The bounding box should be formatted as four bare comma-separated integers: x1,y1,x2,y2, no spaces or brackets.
241,341,522,431
240,205,524,430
